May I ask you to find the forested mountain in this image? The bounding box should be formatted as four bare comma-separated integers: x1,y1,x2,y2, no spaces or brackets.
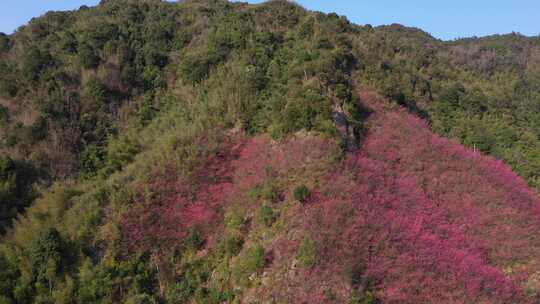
0,0,540,303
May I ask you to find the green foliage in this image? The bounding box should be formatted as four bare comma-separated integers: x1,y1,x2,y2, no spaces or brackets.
297,236,317,268
0,61,18,97
27,228,69,282
0,251,18,301
350,290,377,304
257,205,275,227
82,78,108,110
225,208,245,233
62,184,107,243
0,105,9,127
261,182,280,202
103,134,140,174
29,116,48,142
78,42,100,69
77,255,158,303
233,244,266,286
76,259,111,303
180,53,215,85
244,244,266,272
293,184,310,203
184,228,205,251
142,65,165,91
220,209,245,258
0,33,9,52
250,179,281,203
22,47,52,82
219,235,244,258
125,294,156,304
79,144,105,176
281,87,334,135
179,10,256,85
0,156,39,233
16,227,74,302
166,259,212,303
136,95,157,128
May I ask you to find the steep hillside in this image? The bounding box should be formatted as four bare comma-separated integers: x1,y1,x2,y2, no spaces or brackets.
350,91,540,302
355,29,540,189
0,0,540,303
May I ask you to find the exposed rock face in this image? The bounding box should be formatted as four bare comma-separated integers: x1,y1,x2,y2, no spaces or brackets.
332,102,358,151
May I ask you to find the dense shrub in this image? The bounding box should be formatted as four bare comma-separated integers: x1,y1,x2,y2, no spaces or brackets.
22,47,52,81
103,135,140,174
257,204,275,227
78,42,100,69
0,33,9,52
297,236,317,267
0,61,18,97
166,259,212,303
180,53,214,84
0,105,9,128
293,184,310,203
78,144,105,176
233,244,266,285
250,180,281,203
0,157,39,233
27,228,69,282
0,251,18,301
184,228,205,250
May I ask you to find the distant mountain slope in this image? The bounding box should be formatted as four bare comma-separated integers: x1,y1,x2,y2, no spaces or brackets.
0,0,540,303
355,29,540,189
